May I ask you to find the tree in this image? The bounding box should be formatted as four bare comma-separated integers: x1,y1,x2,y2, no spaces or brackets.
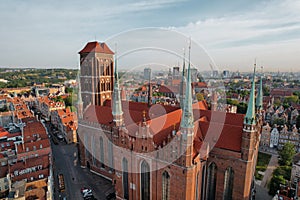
196,93,204,101
237,102,248,114
268,166,292,195
284,95,299,105
268,175,286,195
278,142,296,166
263,86,270,96
272,118,285,126
64,96,73,107
274,99,281,107
53,96,63,102
65,87,73,94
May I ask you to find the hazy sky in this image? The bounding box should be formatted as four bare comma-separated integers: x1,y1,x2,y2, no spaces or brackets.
0,0,300,71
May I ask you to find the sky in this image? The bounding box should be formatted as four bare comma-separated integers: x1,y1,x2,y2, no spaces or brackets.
0,0,300,71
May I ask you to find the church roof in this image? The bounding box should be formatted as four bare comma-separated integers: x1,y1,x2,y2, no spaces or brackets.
79,41,114,54
82,100,244,153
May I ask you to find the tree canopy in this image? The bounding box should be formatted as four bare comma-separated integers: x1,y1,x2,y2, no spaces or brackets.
278,142,296,166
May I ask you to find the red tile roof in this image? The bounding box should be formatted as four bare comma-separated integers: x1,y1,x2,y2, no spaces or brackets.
192,82,208,88
22,118,48,142
79,41,114,54
17,139,50,154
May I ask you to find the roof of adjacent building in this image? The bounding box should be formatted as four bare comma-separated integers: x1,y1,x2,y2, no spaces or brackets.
79,41,114,54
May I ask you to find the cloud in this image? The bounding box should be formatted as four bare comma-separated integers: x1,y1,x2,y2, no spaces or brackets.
170,0,300,70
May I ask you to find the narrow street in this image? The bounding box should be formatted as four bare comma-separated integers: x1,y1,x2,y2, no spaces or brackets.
45,123,114,200
260,154,279,189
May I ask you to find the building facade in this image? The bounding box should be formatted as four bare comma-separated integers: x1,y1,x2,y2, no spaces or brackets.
77,42,263,200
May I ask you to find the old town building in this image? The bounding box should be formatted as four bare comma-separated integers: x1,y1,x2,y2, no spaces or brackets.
77,41,263,200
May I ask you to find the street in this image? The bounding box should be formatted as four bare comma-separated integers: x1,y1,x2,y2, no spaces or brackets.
45,123,114,200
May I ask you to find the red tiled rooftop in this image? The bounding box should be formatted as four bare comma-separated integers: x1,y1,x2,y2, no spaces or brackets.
79,41,114,54
17,139,50,154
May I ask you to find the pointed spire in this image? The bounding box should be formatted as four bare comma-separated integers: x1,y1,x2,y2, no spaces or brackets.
112,46,123,125
180,38,194,129
179,48,186,108
256,74,263,111
244,62,256,125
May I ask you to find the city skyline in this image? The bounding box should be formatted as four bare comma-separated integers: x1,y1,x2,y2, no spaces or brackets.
0,0,300,71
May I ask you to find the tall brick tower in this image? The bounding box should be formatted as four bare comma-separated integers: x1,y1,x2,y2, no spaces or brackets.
241,65,260,198
242,65,256,161
79,41,114,110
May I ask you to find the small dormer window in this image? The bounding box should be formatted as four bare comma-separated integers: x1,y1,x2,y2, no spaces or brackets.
40,144,43,149
26,147,29,152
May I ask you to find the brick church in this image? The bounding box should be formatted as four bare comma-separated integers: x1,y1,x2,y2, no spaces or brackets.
77,41,263,200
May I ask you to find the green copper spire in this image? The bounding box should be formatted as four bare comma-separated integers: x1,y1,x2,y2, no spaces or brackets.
244,64,256,125
180,41,194,129
112,49,123,118
179,48,186,108
256,75,263,111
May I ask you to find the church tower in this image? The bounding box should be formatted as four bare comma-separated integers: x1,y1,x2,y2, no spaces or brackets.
179,42,194,167
241,65,257,161
79,41,114,110
112,51,124,127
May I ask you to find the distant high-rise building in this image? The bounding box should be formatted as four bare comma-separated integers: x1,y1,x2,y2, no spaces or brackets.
223,70,230,78
78,41,114,109
173,66,180,79
212,70,219,78
190,68,198,82
144,67,151,80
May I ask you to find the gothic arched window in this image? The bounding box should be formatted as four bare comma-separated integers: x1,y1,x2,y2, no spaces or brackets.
162,171,170,200
223,167,234,200
141,160,150,200
99,137,104,165
122,158,129,199
207,162,217,200
201,165,206,200
195,171,200,200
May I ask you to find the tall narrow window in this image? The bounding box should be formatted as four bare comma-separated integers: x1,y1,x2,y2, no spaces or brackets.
91,135,95,165
141,160,150,200
99,137,104,165
84,134,88,158
108,141,114,170
195,172,199,200
207,162,217,200
201,165,206,200
122,158,129,199
223,167,234,200
162,171,170,200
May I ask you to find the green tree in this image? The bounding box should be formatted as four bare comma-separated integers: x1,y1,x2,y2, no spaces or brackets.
53,96,63,102
284,95,299,105
237,102,248,114
196,93,204,101
274,99,281,107
263,86,270,96
278,142,296,166
268,175,286,195
65,87,73,94
272,118,285,126
64,96,73,107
